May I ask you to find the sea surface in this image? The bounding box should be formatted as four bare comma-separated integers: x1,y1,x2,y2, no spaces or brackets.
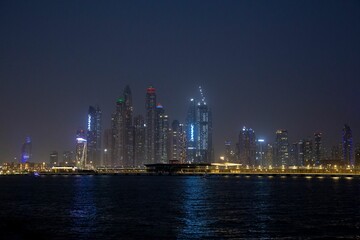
0,175,359,239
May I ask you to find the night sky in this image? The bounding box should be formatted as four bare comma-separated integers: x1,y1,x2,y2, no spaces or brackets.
0,0,359,163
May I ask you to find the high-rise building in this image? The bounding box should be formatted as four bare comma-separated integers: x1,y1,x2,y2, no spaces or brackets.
186,98,197,162
303,139,314,166
298,140,304,166
111,98,125,167
195,87,213,163
145,86,157,164
75,129,87,168
185,87,213,163
264,144,274,167
274,130,289,166
87,106,102,167
289,143,299,166
168,120,186,163
124,85,134,167
237,127,256,166
314,132,322,166
134,115,146,167
342,124,353,166
49,151,58,167
155,104,169,163
103,129,112,167
256,139,265,166
111,86,135,167
20,137,32,163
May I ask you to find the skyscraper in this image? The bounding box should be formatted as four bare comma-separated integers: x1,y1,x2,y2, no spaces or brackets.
185,87,213,163
314,132,322,165
342,124,353,166
168,120,186,163
274,130,289,166
124,85,134,167
196,97,213,163
111,98,125,167
103,129,112,167
289,142,299,166
237,127,256,166
87,106,102,167
145,86,157,164
186,98,197,163
75,129,87,169
20,136,32,163
134,115,146,167
111,86,135,167
256,139,265,166
155,103,169,163
224,140,232,162
303,139,314,166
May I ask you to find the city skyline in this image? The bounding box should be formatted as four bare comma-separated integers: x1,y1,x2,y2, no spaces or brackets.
0,0,359,162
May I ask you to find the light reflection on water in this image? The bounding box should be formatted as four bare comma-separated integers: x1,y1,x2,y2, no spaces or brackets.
70,176,97,237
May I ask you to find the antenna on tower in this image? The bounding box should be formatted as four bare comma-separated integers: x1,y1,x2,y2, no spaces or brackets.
199,86,206,104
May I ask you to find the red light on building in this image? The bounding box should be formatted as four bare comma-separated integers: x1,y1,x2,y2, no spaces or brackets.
147,87,156,94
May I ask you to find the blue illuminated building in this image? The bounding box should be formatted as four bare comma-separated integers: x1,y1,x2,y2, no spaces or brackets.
186,87,213,163
21,136,32,163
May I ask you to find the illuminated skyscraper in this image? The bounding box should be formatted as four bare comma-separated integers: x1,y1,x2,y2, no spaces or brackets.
75,129,87,168
103,129,112,167
20,136,32,163
111,98,125,167
145,86,157,164
155,104,169,163
134,115,146,167
303,139,314,166
289,142,299,166
314,132,322,166
195,95,213,163
186,98,197,162
342,124,353,166
237,127,256,166
87,106,102,167
256,139,265,166
111,86,135,167
168,120,186,163
274,130,289,166
124,85,134,167
265,144,274,167
185,87,213,163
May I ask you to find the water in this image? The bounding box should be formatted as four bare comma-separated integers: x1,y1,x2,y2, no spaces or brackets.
0,175,359,239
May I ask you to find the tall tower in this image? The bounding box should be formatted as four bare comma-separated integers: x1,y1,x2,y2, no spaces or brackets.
314,132,322,166
256,139,265,166
342,124,353,166
186,87,213,163
134,115,146,167
21,137,32,163
111,98,126,167
75,129,87,169
168,120,187,163
103,129,112,167
145,86,157,164
155,104,169,163
275,130,289,166
237,127,256,166
87,106,102,167
124,85,134,167
186,98,197,162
